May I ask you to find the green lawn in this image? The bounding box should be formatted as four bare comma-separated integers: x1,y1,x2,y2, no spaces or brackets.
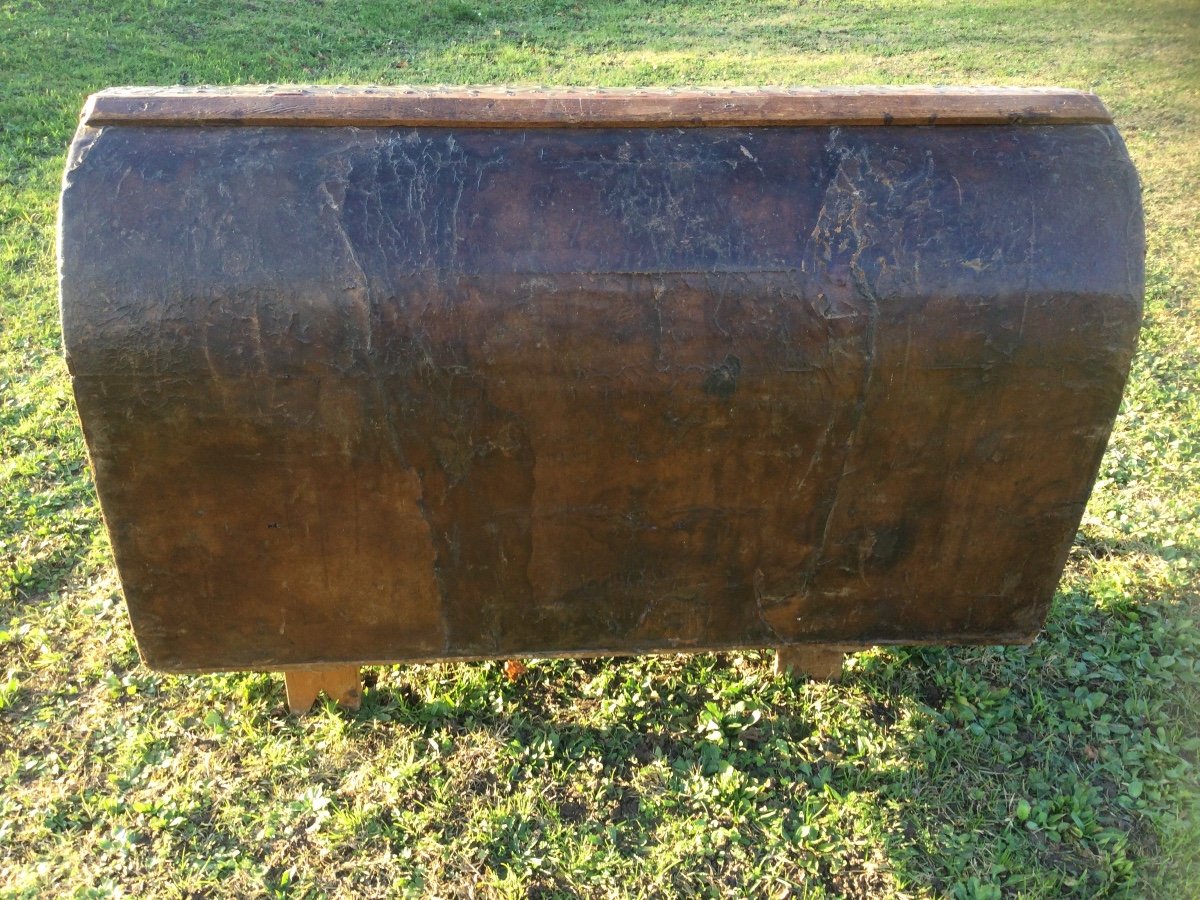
2,1,1198,897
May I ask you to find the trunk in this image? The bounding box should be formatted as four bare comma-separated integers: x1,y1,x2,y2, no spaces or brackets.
59,87,1143,673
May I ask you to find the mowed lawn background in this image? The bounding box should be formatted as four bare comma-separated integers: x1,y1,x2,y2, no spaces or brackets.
1,1,1197,897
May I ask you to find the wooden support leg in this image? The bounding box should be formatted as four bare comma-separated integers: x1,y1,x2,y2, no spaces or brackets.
775,646,844,682
284,666,363,714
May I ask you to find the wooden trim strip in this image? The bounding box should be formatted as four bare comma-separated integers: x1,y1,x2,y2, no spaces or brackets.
83,85,1112,128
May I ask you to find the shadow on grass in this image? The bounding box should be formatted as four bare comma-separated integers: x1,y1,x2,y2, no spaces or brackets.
348,651,894,894
315,546,1197,897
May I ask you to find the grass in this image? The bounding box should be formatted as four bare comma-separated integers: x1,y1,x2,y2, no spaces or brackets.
1,0,1198,896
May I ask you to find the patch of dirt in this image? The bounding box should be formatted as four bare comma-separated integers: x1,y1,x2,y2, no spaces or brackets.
919,682,946,709
610,788,641,823
820,855,894,899
867,698,898,728
557,799,587,823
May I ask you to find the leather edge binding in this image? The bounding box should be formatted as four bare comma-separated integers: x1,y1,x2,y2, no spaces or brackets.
81,85,1113,128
